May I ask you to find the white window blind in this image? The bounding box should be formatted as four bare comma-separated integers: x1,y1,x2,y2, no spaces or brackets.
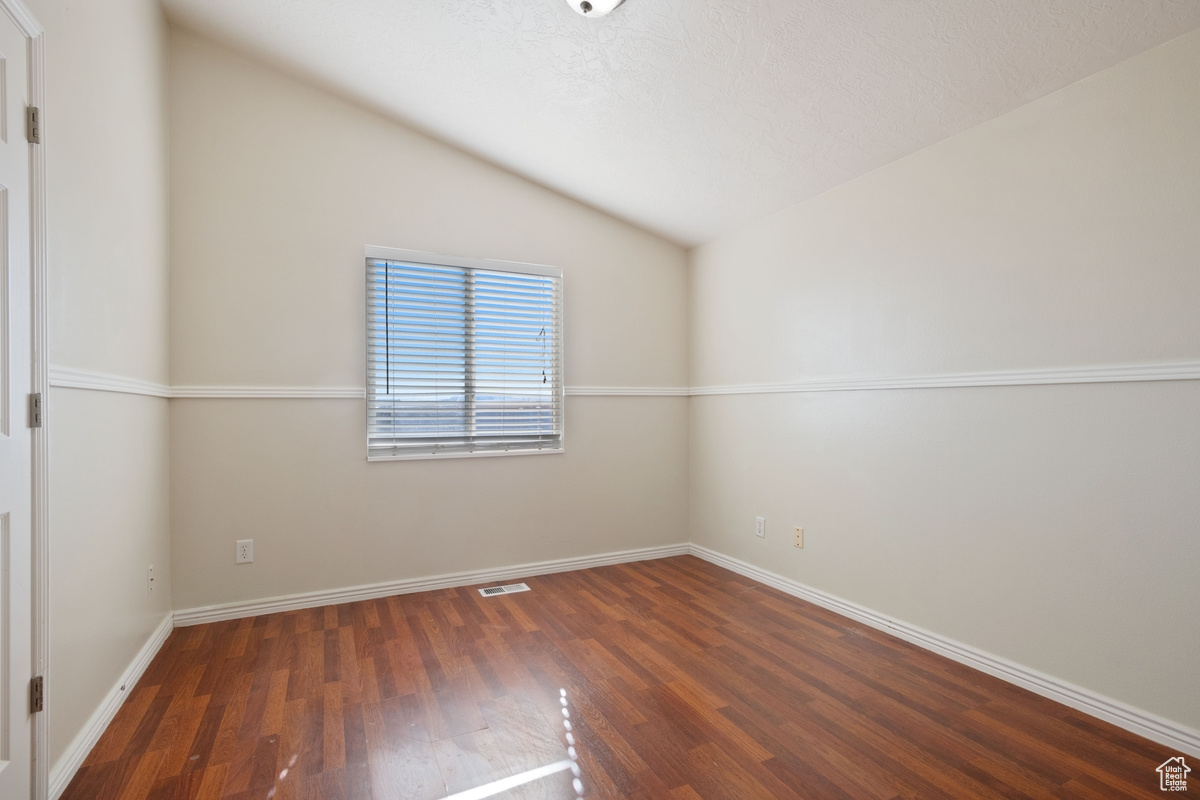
366,247,563,459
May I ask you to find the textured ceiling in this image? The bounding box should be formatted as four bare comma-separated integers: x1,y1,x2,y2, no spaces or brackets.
160,0,1200,246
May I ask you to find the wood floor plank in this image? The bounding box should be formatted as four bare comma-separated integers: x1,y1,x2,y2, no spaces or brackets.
207,672,254,768
62,556,1179,799
115,750,167,800
260,668,290,737
296,694,325,777
322,681,346,771
157,693,212,779
89,687,161,766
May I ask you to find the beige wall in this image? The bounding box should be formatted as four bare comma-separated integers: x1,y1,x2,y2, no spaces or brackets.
689,29,1200,732
27,0,173,773
167,29,689,611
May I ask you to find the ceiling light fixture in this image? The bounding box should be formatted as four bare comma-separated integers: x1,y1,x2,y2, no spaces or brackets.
568,0,625,18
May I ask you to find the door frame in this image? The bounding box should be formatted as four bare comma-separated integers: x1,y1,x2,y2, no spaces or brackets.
1,1,46,797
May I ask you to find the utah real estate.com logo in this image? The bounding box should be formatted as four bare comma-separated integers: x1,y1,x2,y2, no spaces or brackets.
1158,757,1191,792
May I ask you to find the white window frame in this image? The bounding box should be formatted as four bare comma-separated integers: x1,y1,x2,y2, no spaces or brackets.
365,245,565,461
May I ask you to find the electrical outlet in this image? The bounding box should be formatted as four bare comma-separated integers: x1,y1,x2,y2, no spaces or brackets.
794,527,804,548
755,516,765,538
148,564,155,594
236,539,254,564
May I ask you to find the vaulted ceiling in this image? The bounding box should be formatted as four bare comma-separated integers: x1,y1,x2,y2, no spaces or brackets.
160,0,1200,246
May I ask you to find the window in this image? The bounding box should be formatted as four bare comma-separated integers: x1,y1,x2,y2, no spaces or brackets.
366,246,563,460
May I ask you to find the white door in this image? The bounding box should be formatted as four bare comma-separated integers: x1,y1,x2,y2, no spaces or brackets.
0,6,34,799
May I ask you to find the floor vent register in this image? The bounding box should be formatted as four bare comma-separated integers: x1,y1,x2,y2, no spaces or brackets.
478,582,531,597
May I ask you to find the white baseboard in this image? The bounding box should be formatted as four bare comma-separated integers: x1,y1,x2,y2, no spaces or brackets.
688,543,1200,758
50,612,175,800
174,543,691,626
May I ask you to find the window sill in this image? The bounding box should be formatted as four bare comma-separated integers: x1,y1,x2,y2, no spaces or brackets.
367,447,565,462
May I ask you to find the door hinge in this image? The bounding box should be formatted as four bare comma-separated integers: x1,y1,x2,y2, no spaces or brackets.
26,106,40,144
29,392,43,428
30,675,44,713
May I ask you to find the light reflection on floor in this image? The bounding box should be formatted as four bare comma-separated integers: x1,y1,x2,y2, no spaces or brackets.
263,687,585,799
432,687,584,799
438,759,575,800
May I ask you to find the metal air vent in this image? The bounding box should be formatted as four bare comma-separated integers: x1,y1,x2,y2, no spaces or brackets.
478,583,531,597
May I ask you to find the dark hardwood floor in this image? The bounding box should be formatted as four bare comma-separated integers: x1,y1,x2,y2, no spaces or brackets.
62,555,1176,799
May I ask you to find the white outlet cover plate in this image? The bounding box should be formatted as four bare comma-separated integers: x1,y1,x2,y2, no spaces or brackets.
236,539,254,564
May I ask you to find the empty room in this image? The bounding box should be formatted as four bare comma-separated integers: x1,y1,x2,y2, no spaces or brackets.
1,0,1196,797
